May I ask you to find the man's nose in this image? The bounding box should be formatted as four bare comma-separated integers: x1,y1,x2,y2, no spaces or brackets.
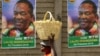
16,14,21,19
80,14,87,19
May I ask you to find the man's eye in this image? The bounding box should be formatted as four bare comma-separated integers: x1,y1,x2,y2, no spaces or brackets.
14,12,18,15
79,13,83,15
20,12,26,15
85,12,91,15
79,12,83,15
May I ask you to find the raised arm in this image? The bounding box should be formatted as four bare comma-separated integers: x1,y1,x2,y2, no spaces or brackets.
48,34,57,56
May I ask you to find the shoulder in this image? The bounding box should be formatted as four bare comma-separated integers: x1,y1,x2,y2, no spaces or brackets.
69,27,88,36
2,27,16,37
68,27,79,36
45,53,52,56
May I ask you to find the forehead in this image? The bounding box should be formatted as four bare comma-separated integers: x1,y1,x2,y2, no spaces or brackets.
79,3,94,11
14,3,30,11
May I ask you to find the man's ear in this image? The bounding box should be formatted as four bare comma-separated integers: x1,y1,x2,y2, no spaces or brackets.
29,17,34,22
95,14,98,18
31,16,35,21
95,15,98,23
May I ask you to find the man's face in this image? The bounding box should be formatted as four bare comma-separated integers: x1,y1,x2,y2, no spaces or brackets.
14,3,32,31
78,3,97,29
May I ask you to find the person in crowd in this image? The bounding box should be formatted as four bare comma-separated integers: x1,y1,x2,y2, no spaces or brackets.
40,34,57,56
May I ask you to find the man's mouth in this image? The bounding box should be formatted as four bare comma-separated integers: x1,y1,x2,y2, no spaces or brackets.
16,22,22,25
80,22,86,25
14,19,24,25
14,20,24,27
79,18,89,23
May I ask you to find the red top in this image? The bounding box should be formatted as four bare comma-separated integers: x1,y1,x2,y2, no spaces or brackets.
44,53,51,56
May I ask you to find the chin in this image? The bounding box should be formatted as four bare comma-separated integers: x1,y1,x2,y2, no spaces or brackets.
81,27,86,29
80,25,87,29
16,28,24,31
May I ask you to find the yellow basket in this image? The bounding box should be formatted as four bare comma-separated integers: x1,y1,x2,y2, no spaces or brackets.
34,11,62,40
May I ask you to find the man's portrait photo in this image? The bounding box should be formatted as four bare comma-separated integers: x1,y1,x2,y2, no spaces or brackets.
68,0,99,36
2,0,36,37
2,0,36,48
